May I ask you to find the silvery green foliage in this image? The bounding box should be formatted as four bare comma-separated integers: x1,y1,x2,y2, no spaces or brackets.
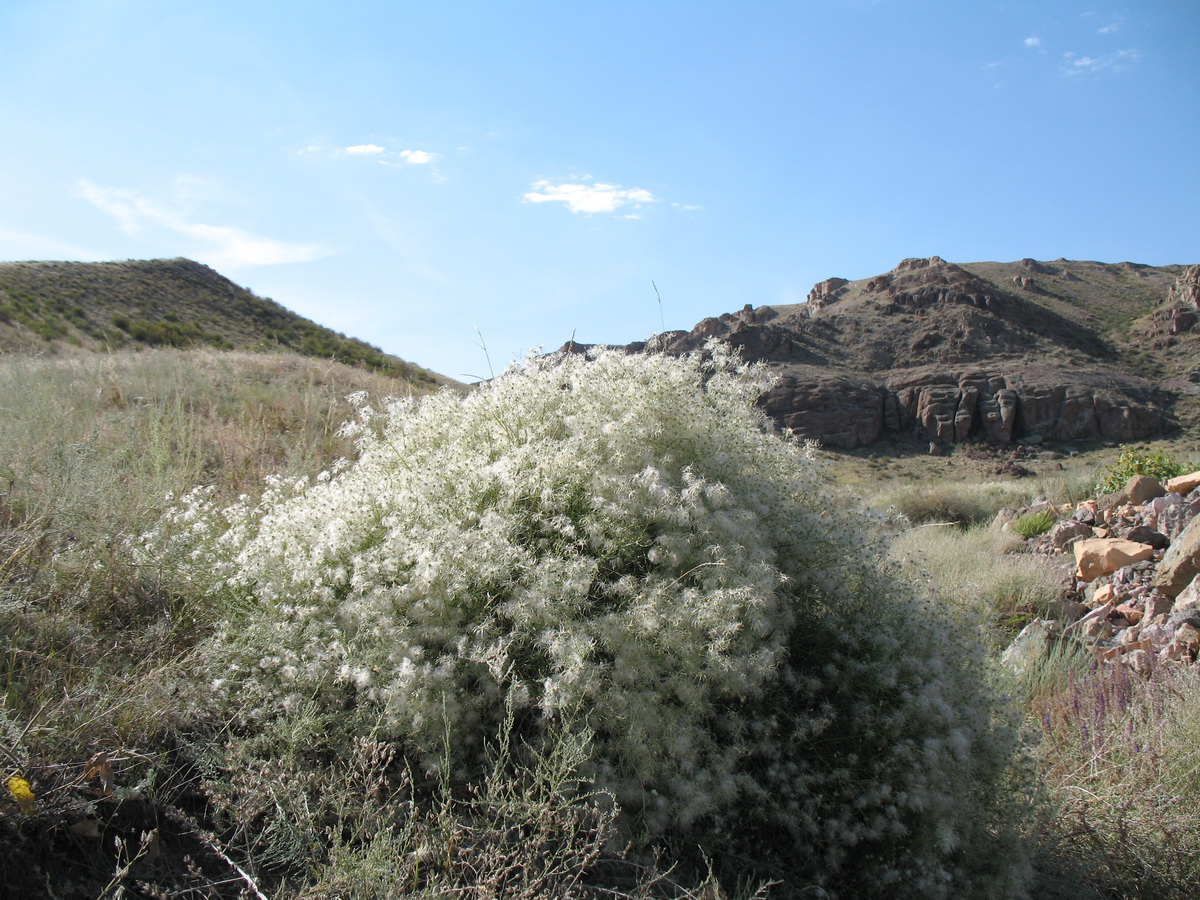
166,344,1029,897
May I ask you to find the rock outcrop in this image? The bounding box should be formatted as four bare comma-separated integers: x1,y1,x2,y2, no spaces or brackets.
594,256,1193,449
757,368,1167,449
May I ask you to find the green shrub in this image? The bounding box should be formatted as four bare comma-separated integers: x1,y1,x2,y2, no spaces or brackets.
1094,446,1187,495
1012,509,1056,539
160,345,1031,897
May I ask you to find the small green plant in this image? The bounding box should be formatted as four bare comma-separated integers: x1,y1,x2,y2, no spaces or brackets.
1012,508,1056,539
1094,445,1187,495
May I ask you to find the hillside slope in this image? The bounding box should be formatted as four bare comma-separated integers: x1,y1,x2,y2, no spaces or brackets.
0,257,452,388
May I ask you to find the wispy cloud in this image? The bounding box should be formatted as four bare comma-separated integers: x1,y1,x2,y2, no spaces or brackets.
1060,48,1139,76
1024,36,1041,48
523,180,657,215
78,181,330,267
302,143,442,166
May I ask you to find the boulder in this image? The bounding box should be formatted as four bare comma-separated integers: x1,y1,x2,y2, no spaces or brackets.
1152,516,1200,599
1049,519,1092,549
1165,470,1200,495
1124,475,1165,504
1170,576,1200,616
1074,538,1155,582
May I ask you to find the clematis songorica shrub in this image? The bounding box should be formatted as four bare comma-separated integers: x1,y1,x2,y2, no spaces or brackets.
167,344,1030,897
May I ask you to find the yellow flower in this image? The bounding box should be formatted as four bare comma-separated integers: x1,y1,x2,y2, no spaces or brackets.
6,775,35,815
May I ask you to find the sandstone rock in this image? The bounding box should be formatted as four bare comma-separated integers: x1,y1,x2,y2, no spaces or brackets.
1124,475,1165,504
1077,615,1113,643
1167,264,1200,309
1176,623,1200,652
1144,592,1174,620
1047,599,1088,621
1124,649,1154,676
1073,539,1155,581
1114,604,1144,625
1117,627,1145,645
804,277,849,315
1152,516,1200,599
1165,470,1200,495
760,376,884,449
1140,621,1175,649
1090,584,1116,607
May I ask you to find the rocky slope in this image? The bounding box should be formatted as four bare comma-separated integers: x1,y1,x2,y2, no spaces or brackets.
574,257,1199,449
1002,469,1200,677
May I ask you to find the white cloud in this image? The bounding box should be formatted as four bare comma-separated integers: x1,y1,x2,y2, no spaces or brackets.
1024,36,1041,47
1098,23,1119,34
398,149,438,164
524,180,657,214
345,144,386,155
78,181,330,267
1060,48,1139,76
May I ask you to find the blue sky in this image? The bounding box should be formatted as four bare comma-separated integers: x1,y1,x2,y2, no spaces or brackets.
1,1,1197,381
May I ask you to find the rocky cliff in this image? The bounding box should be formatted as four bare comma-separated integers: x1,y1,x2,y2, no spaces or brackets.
567,257,1198,449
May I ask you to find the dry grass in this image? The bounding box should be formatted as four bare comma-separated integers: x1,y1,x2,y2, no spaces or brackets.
888,523,1068,643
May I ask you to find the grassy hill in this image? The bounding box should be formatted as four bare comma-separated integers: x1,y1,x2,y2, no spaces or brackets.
0,257,451,389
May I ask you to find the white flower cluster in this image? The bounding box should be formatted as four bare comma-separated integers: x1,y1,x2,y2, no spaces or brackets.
163,344,1028,897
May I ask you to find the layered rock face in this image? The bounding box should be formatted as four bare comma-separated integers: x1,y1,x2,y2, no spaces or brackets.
761,369,1165,449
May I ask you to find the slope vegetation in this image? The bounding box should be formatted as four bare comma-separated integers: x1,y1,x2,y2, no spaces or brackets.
0,257,450,388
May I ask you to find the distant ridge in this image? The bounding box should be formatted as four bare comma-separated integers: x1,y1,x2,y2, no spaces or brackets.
0,257,452,387
564,257,1200,448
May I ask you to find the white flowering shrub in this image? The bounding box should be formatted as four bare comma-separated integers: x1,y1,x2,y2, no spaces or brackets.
163,344,1030,897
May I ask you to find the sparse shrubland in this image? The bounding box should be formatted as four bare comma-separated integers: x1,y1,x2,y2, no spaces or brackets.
0,349,440,897
4,343,1200,898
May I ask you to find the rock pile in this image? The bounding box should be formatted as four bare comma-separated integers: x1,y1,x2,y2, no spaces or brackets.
1003,470,1200,677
